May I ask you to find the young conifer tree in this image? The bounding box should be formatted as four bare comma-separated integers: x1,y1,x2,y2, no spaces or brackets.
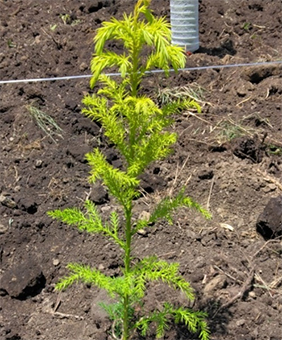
48,1,211,339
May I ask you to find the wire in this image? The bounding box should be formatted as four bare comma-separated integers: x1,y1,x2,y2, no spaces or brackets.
0,60,281,85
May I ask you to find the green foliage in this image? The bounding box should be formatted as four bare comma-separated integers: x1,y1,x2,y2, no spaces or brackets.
136,302,209,340
267,144,282,156
26,105,63,143
134,188,211,233
99,300,132,339
132,256,195,301
90,0,186,93
48,1,211,340
49,200,125,249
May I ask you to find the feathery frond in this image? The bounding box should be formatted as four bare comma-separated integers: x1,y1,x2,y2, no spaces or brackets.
133,256,195,301
136,303,209,340
173,306,210,340
56,263,117,296
134,188,211,233
48,201,125,249
85,149,139,205
90,52,132,88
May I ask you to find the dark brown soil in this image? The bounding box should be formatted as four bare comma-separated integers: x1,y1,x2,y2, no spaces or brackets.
1,1,282,340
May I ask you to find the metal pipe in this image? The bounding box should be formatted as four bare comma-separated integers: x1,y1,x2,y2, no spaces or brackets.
170,0,199,52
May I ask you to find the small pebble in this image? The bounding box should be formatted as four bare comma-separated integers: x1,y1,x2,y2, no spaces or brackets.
248,291,256,298
137,229,147,236
138,210,151,221
53,259,60,266
236,319,245,326
0,194,17,209
35,159,43,168
0,224,8,234
79,62,88,71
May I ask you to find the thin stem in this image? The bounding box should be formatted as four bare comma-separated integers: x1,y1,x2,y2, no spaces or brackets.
122,204,133,340
130,48,140,97
129,1,141,97
122,9,140,339
127,5,143,164
124,206,132,274
123,295,130,340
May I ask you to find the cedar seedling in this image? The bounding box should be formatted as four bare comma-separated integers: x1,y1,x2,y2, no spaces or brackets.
48,1,211,339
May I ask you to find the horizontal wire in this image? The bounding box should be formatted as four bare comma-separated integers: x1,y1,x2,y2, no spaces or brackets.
0,60,282,85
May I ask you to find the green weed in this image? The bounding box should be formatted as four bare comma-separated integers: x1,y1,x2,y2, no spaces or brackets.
26,105,63,143
267,144,282,156
60,14,71,25
7,39,16,48
242,22,251,31
215,118,257,144
60,13,80,26
50,24,57,31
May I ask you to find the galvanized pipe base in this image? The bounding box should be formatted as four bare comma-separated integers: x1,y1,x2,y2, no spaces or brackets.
170,0,199,52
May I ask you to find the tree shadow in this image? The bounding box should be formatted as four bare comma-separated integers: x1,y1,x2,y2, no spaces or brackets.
197,39,237,58
170,298,233,339
135,298,233,340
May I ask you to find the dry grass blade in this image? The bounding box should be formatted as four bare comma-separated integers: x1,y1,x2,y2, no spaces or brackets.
26,105,64,143
214,117,258,144
269,276,282,289
254,273,276,297
243,113,273,129
168,154,191,197
157,84,211,106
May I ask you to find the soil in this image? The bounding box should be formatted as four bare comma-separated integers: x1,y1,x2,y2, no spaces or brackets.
1,1,282,340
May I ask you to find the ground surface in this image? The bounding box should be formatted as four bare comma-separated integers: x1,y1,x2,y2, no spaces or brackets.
1,1,282,339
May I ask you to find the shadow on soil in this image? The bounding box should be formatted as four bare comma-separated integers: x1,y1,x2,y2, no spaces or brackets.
198,40,237,58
